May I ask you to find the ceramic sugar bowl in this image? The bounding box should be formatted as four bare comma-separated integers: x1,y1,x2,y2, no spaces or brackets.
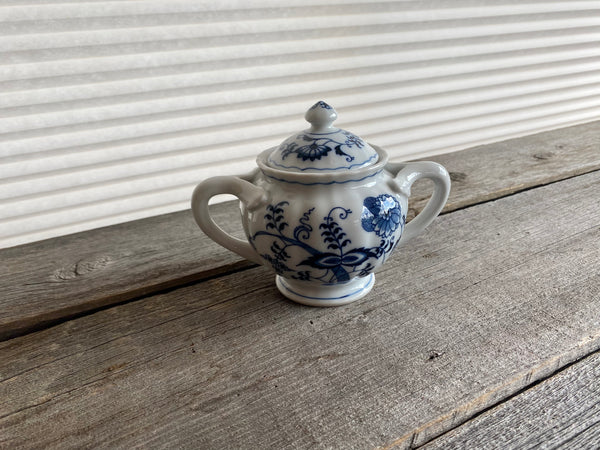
192,101,450,306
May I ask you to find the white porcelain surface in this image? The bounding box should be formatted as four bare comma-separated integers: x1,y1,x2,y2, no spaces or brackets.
266,100,379,172
192,102,451,306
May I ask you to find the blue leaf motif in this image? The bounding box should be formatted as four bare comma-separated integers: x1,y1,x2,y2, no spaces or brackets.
340,252,369,265
300,248,377,269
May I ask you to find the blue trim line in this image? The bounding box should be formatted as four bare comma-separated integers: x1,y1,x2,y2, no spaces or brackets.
279,274,374,301
267,153,378,171
264,170,381,185
304,130,339,135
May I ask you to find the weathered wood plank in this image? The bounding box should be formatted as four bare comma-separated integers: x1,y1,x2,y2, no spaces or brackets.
1,121,599,340
422,351,600,449
1,170,598,449
406,120,600,218
0,203,253,341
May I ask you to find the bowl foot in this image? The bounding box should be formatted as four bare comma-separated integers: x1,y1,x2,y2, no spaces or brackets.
275,273,375,307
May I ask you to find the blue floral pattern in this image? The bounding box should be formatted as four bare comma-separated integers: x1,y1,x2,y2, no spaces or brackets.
361,194,404,238
310,101,333,110
251,197,404,284
278,130,365,163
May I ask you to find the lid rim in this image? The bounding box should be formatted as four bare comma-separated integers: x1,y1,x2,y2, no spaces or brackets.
266,152,378,172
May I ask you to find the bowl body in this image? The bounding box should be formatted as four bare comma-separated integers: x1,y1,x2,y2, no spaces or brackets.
242,147,407,305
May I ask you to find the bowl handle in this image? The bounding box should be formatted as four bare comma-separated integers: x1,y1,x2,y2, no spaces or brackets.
191,173,268,265
388,161,451,243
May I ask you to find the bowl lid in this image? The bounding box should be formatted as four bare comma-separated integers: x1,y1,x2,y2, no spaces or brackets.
266,101,378,172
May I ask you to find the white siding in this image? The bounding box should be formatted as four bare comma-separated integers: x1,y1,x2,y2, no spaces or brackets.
2,0,600,248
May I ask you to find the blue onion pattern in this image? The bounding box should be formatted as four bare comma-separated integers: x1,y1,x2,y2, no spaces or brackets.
310,101,333,110
278,130,365,163
251,198,403,284
361,195,404,238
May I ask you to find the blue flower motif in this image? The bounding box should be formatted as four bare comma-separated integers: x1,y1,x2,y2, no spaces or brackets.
311,101,333,110
294,141,332,161
361,195,403,238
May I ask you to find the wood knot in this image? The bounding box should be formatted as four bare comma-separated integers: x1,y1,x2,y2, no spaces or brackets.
53,255,113,281
105,362,126,372
533,152,554,160
449,171,467,182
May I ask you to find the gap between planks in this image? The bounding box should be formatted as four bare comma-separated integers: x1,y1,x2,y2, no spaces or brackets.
420,347,600,449
2,260,255,343
1,120,599,341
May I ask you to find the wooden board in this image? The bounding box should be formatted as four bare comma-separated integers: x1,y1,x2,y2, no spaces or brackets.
1,120,599,341
0,202,254,341
1,170,599,449
423,351,600,449
406,119,600,218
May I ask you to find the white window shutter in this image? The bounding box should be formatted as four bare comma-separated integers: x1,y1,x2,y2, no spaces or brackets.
2,0,600,248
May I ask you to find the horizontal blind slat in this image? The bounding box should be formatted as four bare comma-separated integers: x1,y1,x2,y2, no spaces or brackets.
4,10,600,52
3,89,600,218
5,47,600,112
4,27,600,81
4,39,600,135
1,1,598,22
3,70,600,183
3,42,600,159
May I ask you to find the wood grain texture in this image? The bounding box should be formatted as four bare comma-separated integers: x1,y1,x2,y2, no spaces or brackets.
406,119,600,219
1,170,599,449
423,351,600,449
1,120,599,340
0,203,254,341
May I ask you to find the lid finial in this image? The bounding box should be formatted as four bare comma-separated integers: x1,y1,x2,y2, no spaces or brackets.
305,101,338,132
